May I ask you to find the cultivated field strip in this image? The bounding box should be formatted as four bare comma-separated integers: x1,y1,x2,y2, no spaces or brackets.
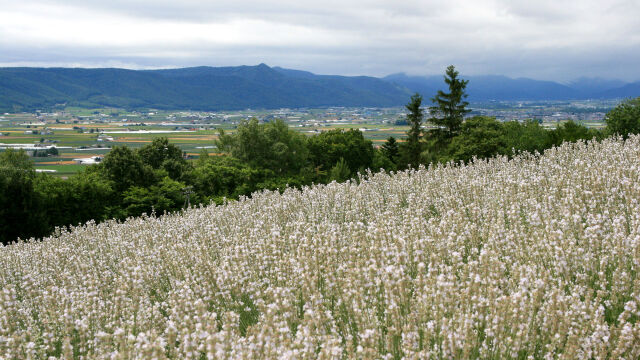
1,137,640,359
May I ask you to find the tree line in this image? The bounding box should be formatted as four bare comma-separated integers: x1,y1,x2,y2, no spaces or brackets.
1,66,639,244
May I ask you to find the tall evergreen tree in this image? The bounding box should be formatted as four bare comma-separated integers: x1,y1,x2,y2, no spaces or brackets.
429,65,470,136
404,93,424,168
381,136,399,164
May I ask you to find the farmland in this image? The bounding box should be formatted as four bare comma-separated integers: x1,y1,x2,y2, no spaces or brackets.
0,108,407,176
1,136,638,358
0,101,609,176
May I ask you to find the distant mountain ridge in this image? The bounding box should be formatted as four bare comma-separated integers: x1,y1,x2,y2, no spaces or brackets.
0,64,638,112
596,81,640,99
565,77,627,96
384,73,637,101
0,64,410,112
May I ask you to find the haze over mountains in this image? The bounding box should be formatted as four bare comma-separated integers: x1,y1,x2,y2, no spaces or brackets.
0,64,638,112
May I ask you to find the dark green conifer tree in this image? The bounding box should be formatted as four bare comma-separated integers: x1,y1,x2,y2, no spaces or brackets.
429,65,470,136
381,136,399,164
404,93,424,168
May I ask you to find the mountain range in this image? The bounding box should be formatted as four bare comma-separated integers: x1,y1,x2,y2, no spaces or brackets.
383,73,638,101
0,64,638,112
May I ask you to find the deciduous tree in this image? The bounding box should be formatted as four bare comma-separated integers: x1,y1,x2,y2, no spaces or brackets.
215,119,308,174
138,137,185,169
307,128,373,178
605,97,640,139
0,149,46,243
100,145,155,192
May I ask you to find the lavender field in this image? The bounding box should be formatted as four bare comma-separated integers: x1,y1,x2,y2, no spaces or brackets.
2,137,640,359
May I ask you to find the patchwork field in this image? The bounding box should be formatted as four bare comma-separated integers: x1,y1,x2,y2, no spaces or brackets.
1,136,638,358
0,110,414,176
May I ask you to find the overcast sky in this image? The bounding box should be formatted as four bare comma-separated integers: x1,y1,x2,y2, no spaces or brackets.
1,0,638,81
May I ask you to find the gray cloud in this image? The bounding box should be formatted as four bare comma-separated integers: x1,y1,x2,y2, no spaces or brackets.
0,0,638,81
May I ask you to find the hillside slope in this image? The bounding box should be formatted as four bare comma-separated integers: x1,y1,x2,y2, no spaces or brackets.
0,64,411,112
385,73,581,101
1,137,640,358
